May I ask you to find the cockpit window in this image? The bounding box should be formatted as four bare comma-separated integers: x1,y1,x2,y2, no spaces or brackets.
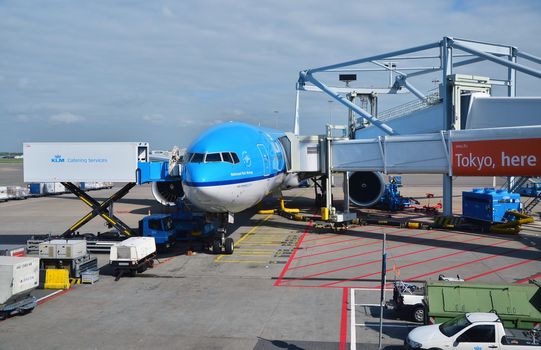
191,153,204,163
222,152,233,163
205,153,222,162
188,152,239,164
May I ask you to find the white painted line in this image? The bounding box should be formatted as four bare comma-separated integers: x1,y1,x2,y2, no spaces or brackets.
350,288,356,350
351,288,393,291
36,289,64,303
358,303,381,307
356,322,417,328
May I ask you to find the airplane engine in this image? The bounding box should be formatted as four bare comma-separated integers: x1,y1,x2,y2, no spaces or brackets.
151,180,185,206
348,171,385,207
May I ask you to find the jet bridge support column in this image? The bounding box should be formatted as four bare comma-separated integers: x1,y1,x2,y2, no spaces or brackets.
442,37,454,217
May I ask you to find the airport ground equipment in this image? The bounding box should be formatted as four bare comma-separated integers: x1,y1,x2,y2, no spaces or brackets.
81,270,99,284
139,214,176,248
22,142,160,238
0,245,25,257
296,36,541,218
109,237,156,280
405,312,541,350
424,281,541,329
38,240,97,278
518,180,541,197
43,269,70,289
390,275,465,323
0,256,39,320
139,212,224,251
390,280,427,323
376,177,417,212
462,188,521,223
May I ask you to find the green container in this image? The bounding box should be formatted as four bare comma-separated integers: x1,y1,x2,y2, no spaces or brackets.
426,281,541,329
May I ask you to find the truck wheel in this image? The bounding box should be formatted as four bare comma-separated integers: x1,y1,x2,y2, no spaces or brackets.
224,238,234,255
412,305,425,323
212,240,222,254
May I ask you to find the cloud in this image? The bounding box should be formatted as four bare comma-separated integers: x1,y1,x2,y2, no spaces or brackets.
142,114,165,124
0,0,540,151
162,5,175,18
15,114,31,122
49,112,86,124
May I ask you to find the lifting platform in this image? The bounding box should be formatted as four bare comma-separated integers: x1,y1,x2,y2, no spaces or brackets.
22,142,180,242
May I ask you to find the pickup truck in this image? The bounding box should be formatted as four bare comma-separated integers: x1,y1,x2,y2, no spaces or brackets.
405,312,541,349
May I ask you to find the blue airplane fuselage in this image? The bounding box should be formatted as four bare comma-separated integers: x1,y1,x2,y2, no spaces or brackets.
182,122,296,213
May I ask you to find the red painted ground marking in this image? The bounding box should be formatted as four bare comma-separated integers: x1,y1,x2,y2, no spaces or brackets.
302,226,381,243
281,234,468,285
400,245,533,284
339,288,349,350
37,289,71,305
323,234,488,287
289,229,454,271
294,228,412,260
274,221,312,287
465,257,541,281
307,236,367,249
516,272,541,284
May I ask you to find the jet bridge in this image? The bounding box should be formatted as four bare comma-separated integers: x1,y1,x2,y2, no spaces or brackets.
296,36,541,216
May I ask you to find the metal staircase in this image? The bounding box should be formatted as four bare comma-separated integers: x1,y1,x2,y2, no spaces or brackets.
523,194,541,214
501,176,530,193
500,177,541,214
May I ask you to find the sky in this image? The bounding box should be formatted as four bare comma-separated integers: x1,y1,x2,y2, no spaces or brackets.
1,0,540,151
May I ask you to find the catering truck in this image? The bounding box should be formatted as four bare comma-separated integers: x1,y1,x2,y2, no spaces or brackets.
109,237,156,280
405,312,541,349
0,256,40,320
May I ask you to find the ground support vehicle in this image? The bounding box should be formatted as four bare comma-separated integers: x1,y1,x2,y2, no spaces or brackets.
0,256,39,320
390,276,465,323
139,214,176,248
425,281,541,329
140,212,229,254
390,280,427,322
405,312,541,349
109,237,156,280
518,181,541,197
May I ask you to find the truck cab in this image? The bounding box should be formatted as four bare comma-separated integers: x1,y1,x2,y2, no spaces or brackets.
405,313,540,349
138,214,176,248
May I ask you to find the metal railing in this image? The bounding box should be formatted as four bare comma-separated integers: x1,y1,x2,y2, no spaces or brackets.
377,89,441,122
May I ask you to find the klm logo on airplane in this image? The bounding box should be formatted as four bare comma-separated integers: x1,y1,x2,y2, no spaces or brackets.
50,154,65,163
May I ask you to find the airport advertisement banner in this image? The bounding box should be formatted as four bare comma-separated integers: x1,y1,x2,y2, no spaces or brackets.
452,138,541,176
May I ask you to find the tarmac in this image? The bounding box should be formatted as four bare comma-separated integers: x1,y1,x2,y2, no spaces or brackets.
0,164,540,350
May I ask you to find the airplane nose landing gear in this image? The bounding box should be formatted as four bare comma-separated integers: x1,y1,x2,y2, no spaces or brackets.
210,214,234,255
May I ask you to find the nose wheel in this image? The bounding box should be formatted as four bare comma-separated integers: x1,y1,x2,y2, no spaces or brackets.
211,228,234,255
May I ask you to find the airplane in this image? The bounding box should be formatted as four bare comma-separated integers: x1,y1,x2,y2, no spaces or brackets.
150,121,385,254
